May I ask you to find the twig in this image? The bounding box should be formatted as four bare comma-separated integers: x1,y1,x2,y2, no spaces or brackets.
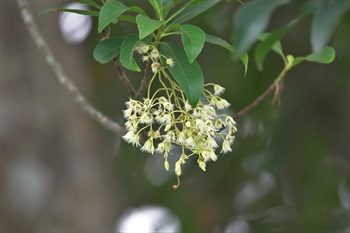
101,26,137,97
134,59,153,100
16,0,126,136
113,58,137,96
233,65,290,120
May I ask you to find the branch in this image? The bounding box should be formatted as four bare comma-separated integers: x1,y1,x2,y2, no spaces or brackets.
134,59,153,100
16,0,126,136
113,58,137,96
233,65,290,121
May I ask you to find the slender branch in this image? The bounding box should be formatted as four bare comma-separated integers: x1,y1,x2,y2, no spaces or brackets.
113,58,137,96
233,65,291,120
101,26,137,97
16,0,126,136
134,59,153,100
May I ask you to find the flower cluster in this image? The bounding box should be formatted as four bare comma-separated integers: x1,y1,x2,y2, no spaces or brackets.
122,44,237,176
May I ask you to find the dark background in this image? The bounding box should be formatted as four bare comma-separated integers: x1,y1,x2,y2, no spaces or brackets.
1,0,349,232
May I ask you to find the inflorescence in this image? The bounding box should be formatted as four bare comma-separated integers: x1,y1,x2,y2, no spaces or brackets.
122,43,237,176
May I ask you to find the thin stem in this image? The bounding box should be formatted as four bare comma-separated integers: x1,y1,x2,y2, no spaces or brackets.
172,175,181,190
113,58,137,96
233,65,291,120
134,59,153,100
16,0,126,136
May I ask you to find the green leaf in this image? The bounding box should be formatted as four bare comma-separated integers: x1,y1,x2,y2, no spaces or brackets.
205,34,233,51
136,14,164,40
167,0,220,28
148,0,174,20
78,0,100,9
239,53,249,76
118,15,136,24
160,42,204,108
120,34,141,72
292,46,336,67
205,34,249,76
93,36,124,64
254,17,301,71
98,1,129,33
180,24,206,63
311,0,350,52
39,8,99,17
129,6,147,16
233,0,290,59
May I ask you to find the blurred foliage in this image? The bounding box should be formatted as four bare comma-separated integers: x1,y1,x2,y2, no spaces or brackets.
8,0,350,232
93,0,349,232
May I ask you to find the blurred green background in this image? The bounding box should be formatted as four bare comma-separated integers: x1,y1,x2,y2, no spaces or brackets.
1,0,349,232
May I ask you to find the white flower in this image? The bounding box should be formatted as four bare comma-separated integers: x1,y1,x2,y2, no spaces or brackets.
216,98,230,109
214,118,224,129
140,112,153,124
150,48,160,59
151,62,160,73
165,130,176,141
185,136,196,148
209,151,218,161
206,136,218,149
123,108,133,119
163,102,174,111
210,97,219,107
141,55,149,62
214,84,225,96
166,58,175,67
195,119,205,130
156,140,172,154
159,113,172,124
221,139,232,154
192,107,202,118
202,105,216,119
143,98,152,109
122,131,140,146
125,120,138,132
175,158,186,176
177,131,186,144
183,101,192,111
141,138,155,154
198,158,206,171
134,43,149,54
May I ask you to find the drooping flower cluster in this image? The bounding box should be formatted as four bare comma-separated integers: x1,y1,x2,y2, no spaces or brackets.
122,44,237,176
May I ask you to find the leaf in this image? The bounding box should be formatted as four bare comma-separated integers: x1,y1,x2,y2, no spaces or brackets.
120,34,141,72
78,0,100,9
180,24,205,63
98,1,129,33
129,6,147,16
205,34,249,76
118,15,136,24
39,8,99,17
93,36,124,64
167,0,220,28
233,0,290,59
239,52,249,76
205,34,233,51
148,0,174,19
292,46,336,67
160,42,204,108
311,0,350,52
136,14,164,40
254,17,301,71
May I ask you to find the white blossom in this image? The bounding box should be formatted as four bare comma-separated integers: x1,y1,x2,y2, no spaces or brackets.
214,84,225,96
122,131,140,146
